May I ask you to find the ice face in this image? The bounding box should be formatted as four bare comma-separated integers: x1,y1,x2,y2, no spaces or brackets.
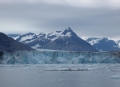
0,50,120,64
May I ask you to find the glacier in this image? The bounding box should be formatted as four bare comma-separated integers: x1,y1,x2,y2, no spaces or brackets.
0,50,120,64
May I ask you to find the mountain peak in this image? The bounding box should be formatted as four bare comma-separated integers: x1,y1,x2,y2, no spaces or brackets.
47,27,74,40
66,27,72,30
63,27,73,32
62,27,77,37
38,32,46,36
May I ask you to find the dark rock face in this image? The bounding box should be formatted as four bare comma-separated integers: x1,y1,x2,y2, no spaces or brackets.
0,32,33,52
0,51,3,60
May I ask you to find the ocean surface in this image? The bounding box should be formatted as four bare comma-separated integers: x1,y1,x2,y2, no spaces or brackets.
0,64,120,87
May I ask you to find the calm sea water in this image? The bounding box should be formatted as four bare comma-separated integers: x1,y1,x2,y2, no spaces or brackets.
0,64,120,87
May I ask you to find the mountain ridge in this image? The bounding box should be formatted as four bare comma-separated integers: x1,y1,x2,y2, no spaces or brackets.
8,27,120,52
8,30,120,52
8,27,98,52
83,37,120,51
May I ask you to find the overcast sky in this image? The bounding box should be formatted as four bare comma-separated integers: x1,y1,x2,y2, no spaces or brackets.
0,0,120,40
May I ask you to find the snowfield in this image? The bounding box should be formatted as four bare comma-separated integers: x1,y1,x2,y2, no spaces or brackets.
0,64,120,87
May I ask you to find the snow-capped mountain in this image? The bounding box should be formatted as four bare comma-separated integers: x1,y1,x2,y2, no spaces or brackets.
84,37,120,51
9,27,98,52
47,27,73,41
0,32,33,52
41,27,98,52
15,32,48,49
16,32,37,43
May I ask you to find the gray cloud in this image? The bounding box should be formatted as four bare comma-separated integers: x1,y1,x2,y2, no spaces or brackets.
1,0,120,8
0,1,120,40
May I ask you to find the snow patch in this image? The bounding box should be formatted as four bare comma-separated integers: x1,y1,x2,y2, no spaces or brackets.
88,38,102,45
48,29,72,41
32,44,41,49
81,37,89,40
20,34,35,42
117,42,120,48
13,36,20,40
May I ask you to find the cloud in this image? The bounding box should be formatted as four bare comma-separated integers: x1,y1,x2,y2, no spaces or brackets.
0,0,120,40
0,19,38,34
0,0,120,8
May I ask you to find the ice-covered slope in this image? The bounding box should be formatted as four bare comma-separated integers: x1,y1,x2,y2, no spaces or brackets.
83,37,103,45
16,32,37,43
0,50,120,64
15,32,47,49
